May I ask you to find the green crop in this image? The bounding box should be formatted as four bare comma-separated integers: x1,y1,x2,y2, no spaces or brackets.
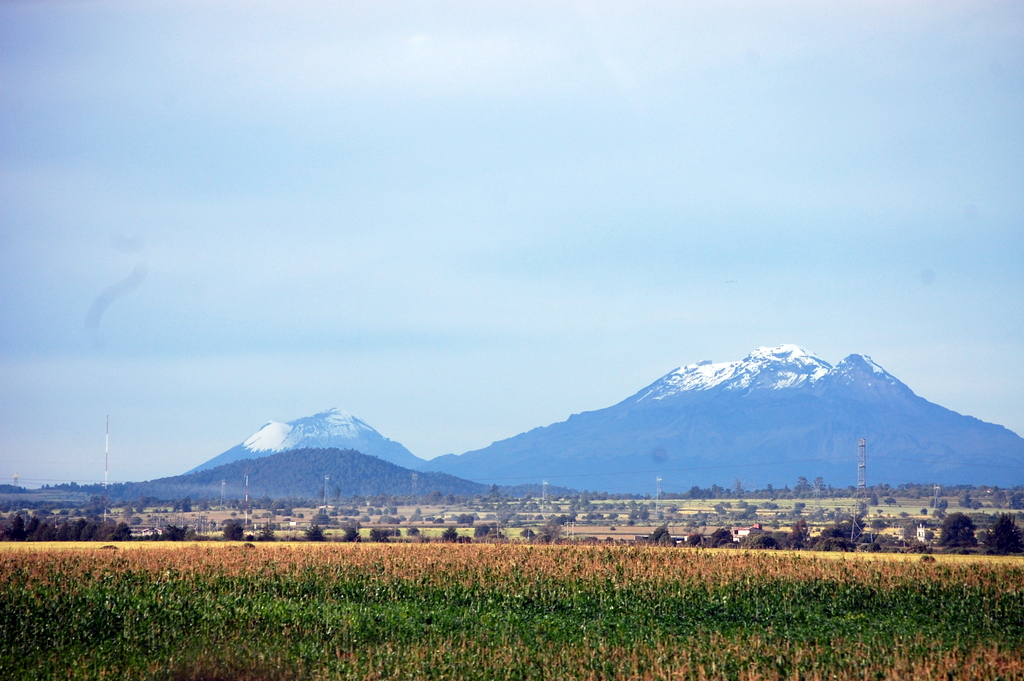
1,544,1022,680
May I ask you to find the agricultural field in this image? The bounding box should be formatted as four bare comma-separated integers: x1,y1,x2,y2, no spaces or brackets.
2,543,1023,680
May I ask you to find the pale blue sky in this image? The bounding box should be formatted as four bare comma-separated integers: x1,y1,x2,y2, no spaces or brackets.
1,1,1022,486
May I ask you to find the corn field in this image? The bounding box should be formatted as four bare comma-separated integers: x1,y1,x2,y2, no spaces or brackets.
1,544,1022,680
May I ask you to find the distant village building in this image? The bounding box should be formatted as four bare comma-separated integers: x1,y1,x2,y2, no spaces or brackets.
916,524,933,542
732,523,764,542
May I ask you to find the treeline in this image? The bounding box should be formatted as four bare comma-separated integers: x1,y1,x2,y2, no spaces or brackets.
0,513,213,543
17,475,1024,508
639,512,1024,555
1,514,131,542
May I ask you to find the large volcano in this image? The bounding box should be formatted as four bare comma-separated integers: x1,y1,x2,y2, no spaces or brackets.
425,345,1024,492
189,408,424,473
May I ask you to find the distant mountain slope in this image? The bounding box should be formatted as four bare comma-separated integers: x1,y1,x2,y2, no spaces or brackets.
426,345,1024,492
189,408,423,473
120,447,487,500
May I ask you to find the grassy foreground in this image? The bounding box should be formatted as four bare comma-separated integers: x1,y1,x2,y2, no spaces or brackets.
2,543,1023,680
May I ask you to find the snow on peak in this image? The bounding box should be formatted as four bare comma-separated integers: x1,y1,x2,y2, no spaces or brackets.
243,421,293,452
241,407,377,453
833,354,897,380
636,344,833,401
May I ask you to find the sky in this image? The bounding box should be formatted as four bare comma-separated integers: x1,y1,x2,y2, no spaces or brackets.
1,1,1022,487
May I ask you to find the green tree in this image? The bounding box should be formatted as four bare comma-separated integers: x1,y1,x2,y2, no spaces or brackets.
162,525,188,541
7,514,27,542
743,534,778,550
814,536,855,552
368,527,390,542
474,523,499,539
649,524,674,546
222,520,244,541
787,519,810,549
441,526,459,542
535,521,562,544
110,522,132,542
707,527,733,547
939,512,976,548
340,525,361,542
256,524,275,542
984,514,1023,554
304,524,326,542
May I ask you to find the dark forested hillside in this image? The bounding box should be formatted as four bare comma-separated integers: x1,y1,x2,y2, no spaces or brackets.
108,448,487,500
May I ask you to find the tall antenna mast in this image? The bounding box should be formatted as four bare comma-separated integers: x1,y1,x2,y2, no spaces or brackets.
857,439,866,496
655,476,662,516
104,415,109,524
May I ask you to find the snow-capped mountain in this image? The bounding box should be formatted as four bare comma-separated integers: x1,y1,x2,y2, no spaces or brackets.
188,408,424,473
426,345,1024,491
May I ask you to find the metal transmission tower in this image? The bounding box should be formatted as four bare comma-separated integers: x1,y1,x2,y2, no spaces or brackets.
813,477,823,506
220,480,226,510
411,472,418,502
13,473,18,489
323,475,330,509
857,439,867,496
655,476,663,516
933,484,941,509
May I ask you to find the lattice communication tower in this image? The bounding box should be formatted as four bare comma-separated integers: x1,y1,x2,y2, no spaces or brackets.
857,439,866,496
